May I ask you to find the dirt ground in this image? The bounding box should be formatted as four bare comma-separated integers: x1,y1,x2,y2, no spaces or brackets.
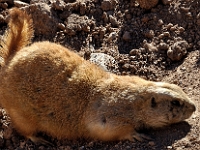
0,0,199,149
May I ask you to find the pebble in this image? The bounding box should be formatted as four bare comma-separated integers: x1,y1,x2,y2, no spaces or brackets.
144,30,155,38
162,0,173,5
89,53,119,73
167,145,173,149
51,0,65,10
80,3,86,15
129,49,138,55
163,31,170,37
57,23,66,30
109,15,118,27
14,0,28,7
158,42,169,51
107,32,117,42
158,19,164,26
122,31,131,41
101,0,112,11
122,63,130,69
167,40,188,61
0,2,8,9
148,141,155,146
0,14,5,23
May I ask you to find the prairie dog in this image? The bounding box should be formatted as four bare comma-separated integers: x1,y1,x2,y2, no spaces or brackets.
0,8,196,144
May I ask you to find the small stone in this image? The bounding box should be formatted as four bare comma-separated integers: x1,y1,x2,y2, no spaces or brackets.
129,49,138,56
79,146,85,150
109,15,118,27
126,13,132,20
166,23,173,29
122,63,130,69
143,41,158,52
130,56,137,60
197,41,200,46
0,2,8,9
167,40,188,61
80,3,86,15
148,141,155,146
14,0,28,7
107,32,117,42
144,30,155,38
51,0,66,11
158,42,169,51
158,19,164,26
57,23,66,30
137,0,159,9
163,31,170,37
180,7,190,12
102,12,108,23
101,0,112,11
0,14,5,23
122,31,131,41
89,53,119,73
170,26,176,31
186,12,192,18
167,146,173,149
162,0,173,5
178,27,185,32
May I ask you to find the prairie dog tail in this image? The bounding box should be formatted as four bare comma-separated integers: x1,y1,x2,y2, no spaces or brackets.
0,7,34,66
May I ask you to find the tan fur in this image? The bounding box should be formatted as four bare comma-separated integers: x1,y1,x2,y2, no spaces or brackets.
0,8,33,67
0,8,196,143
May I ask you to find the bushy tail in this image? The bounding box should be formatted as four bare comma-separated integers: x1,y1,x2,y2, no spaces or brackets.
0,7,34,66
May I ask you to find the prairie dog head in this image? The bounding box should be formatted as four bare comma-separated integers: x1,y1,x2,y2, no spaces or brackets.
134,82,196,129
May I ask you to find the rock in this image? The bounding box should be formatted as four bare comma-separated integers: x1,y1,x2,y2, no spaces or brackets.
64,14,94,35
22,3,58,36
14,1,29,7
122,31,131,42
167,40,188,61
0,0,13,5
0,2,8,9
144,30,155,38
101,0,117,11
89,53,119,73
0,14,5,24
129,49,139,56
51,0,66,11
157,42,169,51
102,12,108,23
57,23,66,30
80,2,86,15
143,40,158,52
109,15,119,27
107,32,117,42
162,0,173,5
136,0,159,9
197,13,200,26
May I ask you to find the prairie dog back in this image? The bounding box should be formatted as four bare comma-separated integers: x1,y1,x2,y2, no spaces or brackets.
0,8,196,144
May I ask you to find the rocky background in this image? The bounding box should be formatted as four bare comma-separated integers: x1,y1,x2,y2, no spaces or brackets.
0,0,199,149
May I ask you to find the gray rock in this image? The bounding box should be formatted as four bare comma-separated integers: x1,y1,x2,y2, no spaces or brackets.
89,53,119,74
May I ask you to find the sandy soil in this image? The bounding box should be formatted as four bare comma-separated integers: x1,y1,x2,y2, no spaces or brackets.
0,0,199,149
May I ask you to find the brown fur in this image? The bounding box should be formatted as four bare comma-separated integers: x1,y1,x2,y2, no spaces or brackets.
0,8,196,144
0,8,33,66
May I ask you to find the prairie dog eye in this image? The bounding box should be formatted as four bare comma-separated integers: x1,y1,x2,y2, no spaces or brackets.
171,100,181,106
151,97,157,108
